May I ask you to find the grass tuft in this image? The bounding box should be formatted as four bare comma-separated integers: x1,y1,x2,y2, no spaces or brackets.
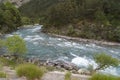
0,72,6,78
0,57,16,67
90,73,120,80
16,64,45,80
65,71,71,80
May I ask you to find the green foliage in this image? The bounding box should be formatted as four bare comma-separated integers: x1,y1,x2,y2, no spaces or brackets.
16,64,45,80
6,35,27,55
67,25,76,36
19,0,60,18
94,53,119,71
21,17,31,25
0,57,16,67
65,71,71,80
95,10,109,25
0,72,6,78
20,0,120,42
90,73,120,80
0,2,22,33
0,39,5,48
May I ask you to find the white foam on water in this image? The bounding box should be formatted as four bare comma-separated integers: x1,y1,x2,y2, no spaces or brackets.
32,26,41,32
86,43,103,49
57,41,86,50
64,42,73,47
58,56,69,61
110,50,119,54
71,53,119,76
101,67,119,76
71,53,97,68
56,42,73,47
56,38,63,41
57,43,64,47
70,52,79,57
24,36,33,41
31,37,44,41
72,57,89,67
24,35,44,42
33,42,39,45
5,34,14,37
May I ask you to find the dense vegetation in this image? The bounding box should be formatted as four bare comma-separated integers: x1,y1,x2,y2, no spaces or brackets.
0,2,22,33
90,73,120,80
94,53,119,72
16,64,45,80
20,0,120,42
64,71,71,80
19,0,61,18
5,35,27,61
0,72,6,78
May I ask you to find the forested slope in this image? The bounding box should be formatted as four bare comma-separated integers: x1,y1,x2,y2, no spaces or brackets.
19,0,63,18
19,0,120,42
0,2,22,33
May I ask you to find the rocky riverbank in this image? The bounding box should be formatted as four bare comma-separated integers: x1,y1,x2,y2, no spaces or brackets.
49,33,120,46
0,55,91,80
1,66,90,80
0,55,91,75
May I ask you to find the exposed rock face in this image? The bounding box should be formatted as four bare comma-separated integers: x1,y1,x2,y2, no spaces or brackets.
0,0,30,7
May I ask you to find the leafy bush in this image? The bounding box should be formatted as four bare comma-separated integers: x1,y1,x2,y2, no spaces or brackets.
65,71,71,80
6,35,27,55
16,64,45,80
90,73,120,80
21,17,31,25
94,53,119,72
5,35,27,62
0,57,16,67
0,2,22,33
0,72,6,78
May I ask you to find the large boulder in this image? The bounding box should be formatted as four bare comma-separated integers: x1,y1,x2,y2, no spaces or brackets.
78,69,90,75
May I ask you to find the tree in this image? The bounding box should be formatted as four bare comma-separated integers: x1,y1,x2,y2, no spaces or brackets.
5,35,27,60
0,39,4,49
94,53,119,72
0,2,22,33
21,17,31,25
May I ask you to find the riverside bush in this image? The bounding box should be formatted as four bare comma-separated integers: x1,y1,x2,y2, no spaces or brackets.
65,71,71,80
0,72,6,78
0,57,16,67
90,73,120,80
16,64,45,80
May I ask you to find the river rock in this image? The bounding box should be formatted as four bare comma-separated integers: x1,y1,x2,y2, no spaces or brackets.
0,33,2,36
48,60,79,71
78,69,90,75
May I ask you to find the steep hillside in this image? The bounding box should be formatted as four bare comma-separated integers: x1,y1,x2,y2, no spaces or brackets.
18,0,120,42
0,0,30,7
19,0,64,18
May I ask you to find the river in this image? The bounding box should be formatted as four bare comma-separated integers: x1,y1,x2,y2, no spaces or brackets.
5,25,120,76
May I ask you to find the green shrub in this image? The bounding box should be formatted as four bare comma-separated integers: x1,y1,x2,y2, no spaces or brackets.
0,72,6,78
45,66,55,71
0,57,16,67
90,73,120,80
21,17,31,25
16,64,45,80
65,71,71,80
94,53,119,71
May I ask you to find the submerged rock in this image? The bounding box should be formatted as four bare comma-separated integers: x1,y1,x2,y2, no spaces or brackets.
25,57,79,73
0,33,2,36
78,69,90,75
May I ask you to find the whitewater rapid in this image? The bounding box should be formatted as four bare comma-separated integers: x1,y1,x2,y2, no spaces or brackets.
5,25,120,76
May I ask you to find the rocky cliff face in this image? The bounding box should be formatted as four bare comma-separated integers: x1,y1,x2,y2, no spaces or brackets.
0,0,30,7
